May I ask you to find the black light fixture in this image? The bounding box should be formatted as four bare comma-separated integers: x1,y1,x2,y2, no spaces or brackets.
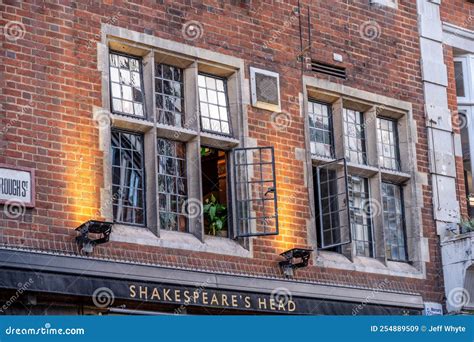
75,220,113,254
279,248,313,278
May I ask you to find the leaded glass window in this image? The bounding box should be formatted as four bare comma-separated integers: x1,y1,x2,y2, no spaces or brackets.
377,118,400,171
454,61,466,98
315,159,351,250
157,138,187,232
309,101,333,158
198,74,231,135
382,182,407,261
111,130,145,225
344,109,367,165
109,53,145,117
348,175,373,257
155,64,184,127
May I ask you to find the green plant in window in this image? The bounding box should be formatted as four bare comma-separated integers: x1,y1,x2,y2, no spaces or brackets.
203,194,227,236
460,218,474,233
201,147,212,157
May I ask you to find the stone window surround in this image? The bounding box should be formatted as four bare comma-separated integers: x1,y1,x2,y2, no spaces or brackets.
96,25,252,258
302,76,428,279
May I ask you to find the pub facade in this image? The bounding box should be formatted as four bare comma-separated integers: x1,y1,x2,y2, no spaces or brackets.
1,0,469,315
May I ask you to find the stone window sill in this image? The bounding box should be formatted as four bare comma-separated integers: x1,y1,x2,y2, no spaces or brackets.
315,251,424,279
110,224,252,258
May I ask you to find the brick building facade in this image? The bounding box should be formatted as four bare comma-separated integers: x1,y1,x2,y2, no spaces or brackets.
0,0,471,315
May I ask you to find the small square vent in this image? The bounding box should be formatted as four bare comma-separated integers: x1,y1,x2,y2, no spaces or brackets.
250,67,281,112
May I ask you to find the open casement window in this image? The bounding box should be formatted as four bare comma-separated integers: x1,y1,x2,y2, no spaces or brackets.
315,158,351,249
233,147,279,237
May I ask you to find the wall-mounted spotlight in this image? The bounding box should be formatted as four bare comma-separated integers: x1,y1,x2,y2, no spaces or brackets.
278,248,312,278
75,220,113,255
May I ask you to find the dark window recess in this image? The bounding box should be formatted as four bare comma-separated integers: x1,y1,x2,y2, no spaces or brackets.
201,147,230,237
311,60,346,79
109,53,145,117
111,129,146,225
157,138,187,232
348,175,373,257
454,61,466,98
255,73,279,105
315,158,351,249
382,182,407,262
155,63,185,127
344,109,367,165
377,117,401,171
234,147,279,237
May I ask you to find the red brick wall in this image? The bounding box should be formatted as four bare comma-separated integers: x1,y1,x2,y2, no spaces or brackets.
441,0,473,30
0,0,444,302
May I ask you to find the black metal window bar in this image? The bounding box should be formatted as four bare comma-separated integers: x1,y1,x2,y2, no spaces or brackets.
348,175,374,257
343,109,367,165
157,138,188,232
155,63,185,127
382,182,408,261
377,117,401,171
111,129,146,225
316,158,351,249
308,100,334,158
109,52,145,117
233,147,278,237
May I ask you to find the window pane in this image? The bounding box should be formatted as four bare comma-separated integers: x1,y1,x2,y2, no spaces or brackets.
233,147,278,237
377,118,400,170
198,74,231,135
111,130,146,225
382,182,407,261
348,175,373,257
157,138,188,233
344,109,367,164
314,161,351,250
454,61,466,98
109,53,145,117
309,101,333,158
155,63,185,127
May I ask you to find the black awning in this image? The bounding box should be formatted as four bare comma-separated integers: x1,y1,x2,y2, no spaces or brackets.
0,267,421,315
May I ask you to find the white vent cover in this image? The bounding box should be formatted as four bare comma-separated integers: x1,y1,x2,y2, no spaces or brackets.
370,0,397,8
250,67,281,112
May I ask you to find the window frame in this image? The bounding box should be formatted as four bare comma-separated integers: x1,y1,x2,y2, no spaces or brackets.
154,63,185,128
343,108,368,165
109,51,147,119
157,138,188,233
382,181,408,262
348,174,374,258
233,146,279,238
198,72,233,137
308,99,335,158
377,116,401,171
454,55,474,104
315,158,351,250
304,80,416,267
110,128,147,227
101,36,275,249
